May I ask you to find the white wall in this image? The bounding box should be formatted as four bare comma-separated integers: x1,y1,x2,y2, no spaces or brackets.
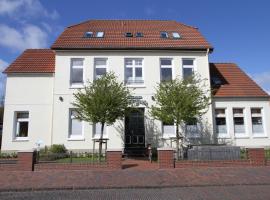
213,98,270,147
1,74,54,151
52,50,213,150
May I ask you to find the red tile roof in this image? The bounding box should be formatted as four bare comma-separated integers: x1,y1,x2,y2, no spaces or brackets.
51,20,213,50
3,49,55,73
210,63,269,98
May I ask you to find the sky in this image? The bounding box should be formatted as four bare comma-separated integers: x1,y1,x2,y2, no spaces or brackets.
0,0,270,96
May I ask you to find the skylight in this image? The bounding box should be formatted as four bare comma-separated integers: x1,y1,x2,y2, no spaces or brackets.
211,76,222,85
84,31,93,38
125,32,133,37
172,32,181,39
160,32,168,38
96,32,104,38
136,32,143,37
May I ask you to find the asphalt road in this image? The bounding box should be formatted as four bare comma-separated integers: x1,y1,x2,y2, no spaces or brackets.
1,185,270,200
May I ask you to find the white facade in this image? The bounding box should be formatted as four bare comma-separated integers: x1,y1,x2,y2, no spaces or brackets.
1,50,270,151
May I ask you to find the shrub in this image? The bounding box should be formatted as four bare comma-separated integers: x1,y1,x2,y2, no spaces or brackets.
49,144,67,154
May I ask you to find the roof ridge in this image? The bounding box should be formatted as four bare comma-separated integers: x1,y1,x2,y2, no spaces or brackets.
210,62,237,65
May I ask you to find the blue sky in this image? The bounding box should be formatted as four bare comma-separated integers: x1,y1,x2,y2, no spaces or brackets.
0,0,270,95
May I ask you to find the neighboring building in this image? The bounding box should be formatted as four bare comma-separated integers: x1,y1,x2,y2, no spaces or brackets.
1,20,270,152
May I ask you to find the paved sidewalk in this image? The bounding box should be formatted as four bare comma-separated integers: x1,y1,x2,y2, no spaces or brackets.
1,166,270,191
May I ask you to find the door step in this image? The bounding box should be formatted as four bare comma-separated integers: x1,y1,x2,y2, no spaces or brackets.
124,147,147,158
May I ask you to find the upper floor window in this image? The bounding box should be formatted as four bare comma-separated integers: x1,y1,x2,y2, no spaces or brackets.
182,59,194,79
160,32,168,38
160,59,172,81
215,109,227,136
94,58,107,79
251,108,264,135
15,111,29,139
125,58,144,85
70,58,84,86
69,110,83,139
84,31,93,38
172,32,181,39
136,32,143,37
233,108,246,136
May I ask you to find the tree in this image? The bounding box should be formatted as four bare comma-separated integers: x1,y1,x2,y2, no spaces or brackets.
150,75,211,159
72,72,131,160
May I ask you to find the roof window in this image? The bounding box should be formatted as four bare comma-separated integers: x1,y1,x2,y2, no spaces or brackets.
160,32,168,38
125,32,133,37
96,32,104,38
211,76,222,85
84,31,93,38
136,32,143,37
172,32,181,39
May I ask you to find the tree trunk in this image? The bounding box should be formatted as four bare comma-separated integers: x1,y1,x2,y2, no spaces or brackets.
98,123,105,162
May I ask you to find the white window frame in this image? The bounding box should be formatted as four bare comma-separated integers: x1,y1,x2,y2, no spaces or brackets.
160,58,173,82
14,111,29,141
162,122,175,139
182,58,195,79
94,58,107,80
68,109,84,140
96,31,104,38
70,58,85,88
215,108,229,138
124,58,144,87
93,123,108,139
251,108,265,137
233,108,248,138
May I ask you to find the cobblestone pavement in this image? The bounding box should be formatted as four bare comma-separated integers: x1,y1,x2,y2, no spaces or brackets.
1,185,270,200
1,167,270,191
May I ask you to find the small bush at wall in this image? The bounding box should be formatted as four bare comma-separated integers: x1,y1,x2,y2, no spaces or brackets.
49,144,67,154
0,152,17,159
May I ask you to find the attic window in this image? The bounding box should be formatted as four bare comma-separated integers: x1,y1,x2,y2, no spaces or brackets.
136,32,143,37
125,32,133,37
211,76,222,85
96,32,104,38
172,32,181,39
84,31,93,38
160,32,168,38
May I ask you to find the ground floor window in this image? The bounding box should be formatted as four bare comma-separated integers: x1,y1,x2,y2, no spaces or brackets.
93,123,108,138
15,112,29,138
215,109,227,137
162,121,175,138
69,110,83,138
251,108,264,135
233,108,246,136
186,118,199,137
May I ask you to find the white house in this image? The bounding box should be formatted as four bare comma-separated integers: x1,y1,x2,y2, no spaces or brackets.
1,20,270,153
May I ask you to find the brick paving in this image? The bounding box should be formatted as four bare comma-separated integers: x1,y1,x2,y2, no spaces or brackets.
1,166,270,191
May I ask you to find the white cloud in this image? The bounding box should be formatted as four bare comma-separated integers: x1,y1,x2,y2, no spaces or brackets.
0,0,59,20
251,72,270,94
0,24,48,52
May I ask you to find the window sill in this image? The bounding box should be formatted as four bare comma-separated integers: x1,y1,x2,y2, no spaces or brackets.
217,134,230,139
70,84,84,89
13,138,29,142
67,137,85,141
252,135,267,138
234,135,250,139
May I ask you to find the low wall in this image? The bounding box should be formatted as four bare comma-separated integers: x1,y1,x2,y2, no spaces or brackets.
159,148,268,169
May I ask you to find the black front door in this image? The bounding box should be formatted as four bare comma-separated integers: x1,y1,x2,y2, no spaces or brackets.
125,108,145,149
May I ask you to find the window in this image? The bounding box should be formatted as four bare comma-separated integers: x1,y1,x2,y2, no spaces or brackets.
186,118,199,137
93,123,108,139
215,109,227,136
125,58,144,85
162,121,175,138
69,110,83,139
160,32,168,38
94,58,107,79
160,59,172,81
172,32,181,39
96,32,104,38
136,32,143,37
70,58,84,86
233,108,246,136
251,108,264,135
15,112,29,139
182,59,194,79
84,31,93,38
125,32,133,37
